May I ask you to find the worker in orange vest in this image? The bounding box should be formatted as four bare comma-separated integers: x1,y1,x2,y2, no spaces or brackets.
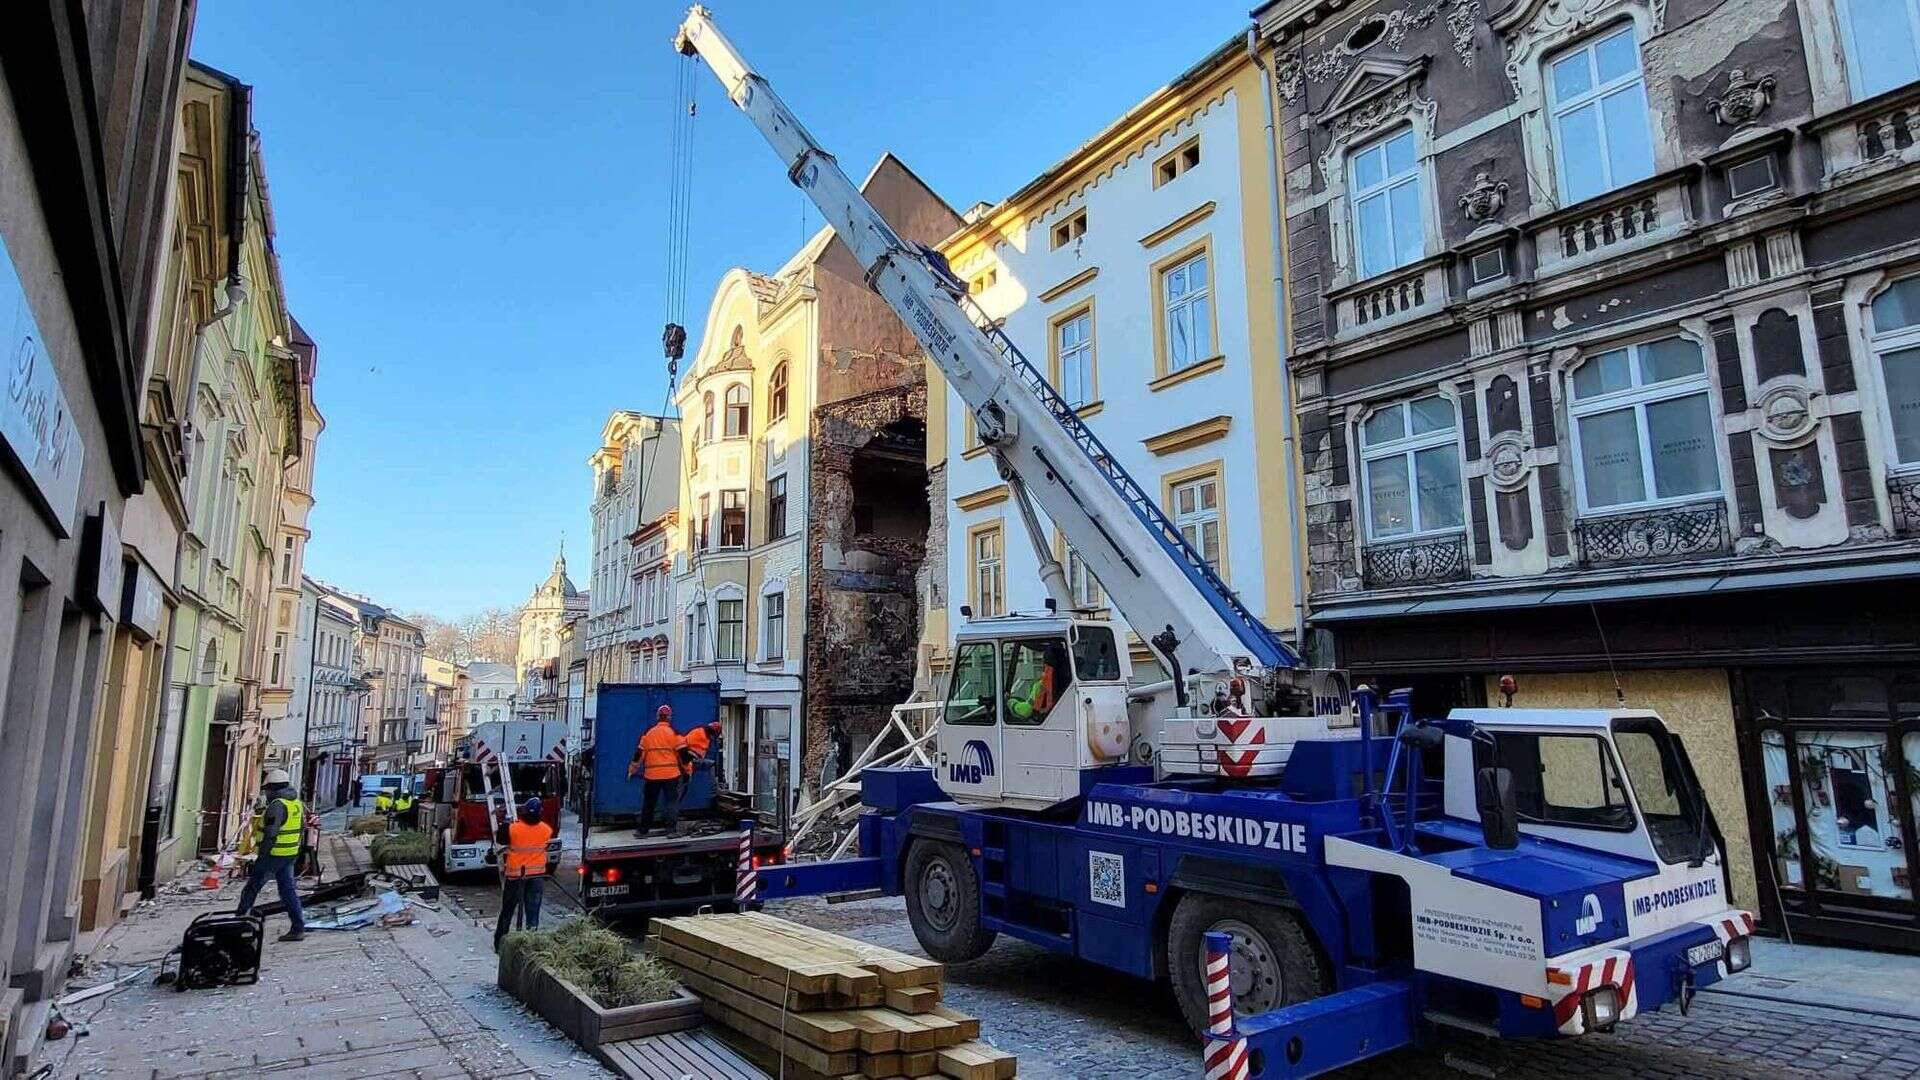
628,705,686,836
495,797,553,949
682,720,721,782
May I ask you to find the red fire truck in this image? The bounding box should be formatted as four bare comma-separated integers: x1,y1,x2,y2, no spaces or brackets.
426,720,566,877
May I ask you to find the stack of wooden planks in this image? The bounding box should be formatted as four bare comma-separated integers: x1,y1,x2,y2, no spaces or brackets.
648,913,1016,1080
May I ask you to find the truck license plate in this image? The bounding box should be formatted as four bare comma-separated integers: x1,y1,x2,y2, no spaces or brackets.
1687,941,1723,967
588,884,630,898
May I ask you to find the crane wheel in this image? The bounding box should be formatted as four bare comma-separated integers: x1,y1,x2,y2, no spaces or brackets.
903,840,996,962
1168,893,1328,1036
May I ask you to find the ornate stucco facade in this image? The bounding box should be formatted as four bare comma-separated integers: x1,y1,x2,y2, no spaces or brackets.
517,551,586,723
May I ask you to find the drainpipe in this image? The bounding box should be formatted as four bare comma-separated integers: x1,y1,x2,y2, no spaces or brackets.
1247,27,1309,652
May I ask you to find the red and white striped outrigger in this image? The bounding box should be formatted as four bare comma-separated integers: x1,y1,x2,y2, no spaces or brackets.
1202,930,1251,1080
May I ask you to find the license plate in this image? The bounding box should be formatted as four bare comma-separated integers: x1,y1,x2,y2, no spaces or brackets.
1687,941,1724,966
588,884,630,898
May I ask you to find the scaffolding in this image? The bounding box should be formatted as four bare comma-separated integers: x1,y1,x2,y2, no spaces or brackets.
785,698,942,862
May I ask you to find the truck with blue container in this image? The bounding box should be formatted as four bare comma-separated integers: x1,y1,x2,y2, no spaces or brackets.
669,7,1759,1075
578,682,782,915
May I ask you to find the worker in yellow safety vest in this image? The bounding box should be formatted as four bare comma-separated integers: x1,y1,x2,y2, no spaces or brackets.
495,798,554,948
393,790,416,829
374,790,393,815
236,769,307,941
628,705,686,837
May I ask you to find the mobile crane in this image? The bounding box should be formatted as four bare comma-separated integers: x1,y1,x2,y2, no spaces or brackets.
667,8,1758,1075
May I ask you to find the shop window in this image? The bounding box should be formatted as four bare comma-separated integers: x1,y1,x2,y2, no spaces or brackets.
1870,276,1920,465
1569,337,1720,509
1360,394,1463,539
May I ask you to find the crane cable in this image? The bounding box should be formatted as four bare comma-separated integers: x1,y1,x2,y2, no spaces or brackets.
661,52,699,385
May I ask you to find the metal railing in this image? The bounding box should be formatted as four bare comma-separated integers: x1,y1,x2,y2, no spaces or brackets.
1575,500,1728,566
1362,532,1470,589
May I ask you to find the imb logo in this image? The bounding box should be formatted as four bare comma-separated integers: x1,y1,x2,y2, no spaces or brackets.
949,739,996,785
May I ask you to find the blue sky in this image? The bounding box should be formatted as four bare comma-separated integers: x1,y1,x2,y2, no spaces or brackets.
189,1,1246,618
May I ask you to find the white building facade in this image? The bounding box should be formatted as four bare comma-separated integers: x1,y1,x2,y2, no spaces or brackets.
930,42,1299,678
465,662,518,729
585,412,680,727
305,587,361,808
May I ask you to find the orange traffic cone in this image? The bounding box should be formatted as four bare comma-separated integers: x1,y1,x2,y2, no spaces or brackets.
201,864,222,890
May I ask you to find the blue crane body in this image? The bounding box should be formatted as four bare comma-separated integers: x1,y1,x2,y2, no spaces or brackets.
666,8,1758,1074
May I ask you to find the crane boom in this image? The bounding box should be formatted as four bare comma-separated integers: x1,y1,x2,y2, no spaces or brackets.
673,6,1300,683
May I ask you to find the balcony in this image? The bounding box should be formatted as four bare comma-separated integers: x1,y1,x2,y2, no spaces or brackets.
1811,83,1920,185
1890,472,1920,536
1330,257,1447,340
1362,532,1470,590
1530,171,1692,277
1575,500,1728,567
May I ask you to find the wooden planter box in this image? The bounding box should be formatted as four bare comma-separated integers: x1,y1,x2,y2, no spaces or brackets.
497,940,701,1047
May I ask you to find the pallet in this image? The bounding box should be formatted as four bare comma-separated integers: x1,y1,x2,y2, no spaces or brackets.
655,914,942,992
597,1027,767,1080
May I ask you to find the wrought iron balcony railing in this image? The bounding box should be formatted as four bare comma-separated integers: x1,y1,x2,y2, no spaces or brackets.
1575,500,1728,567
1362,532,1470,590
1891,471,1920,536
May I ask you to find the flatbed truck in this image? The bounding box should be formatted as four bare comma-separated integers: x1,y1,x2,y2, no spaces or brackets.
669,7,1758,1075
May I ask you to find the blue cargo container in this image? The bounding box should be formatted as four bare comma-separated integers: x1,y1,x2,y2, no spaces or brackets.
591,683,723,817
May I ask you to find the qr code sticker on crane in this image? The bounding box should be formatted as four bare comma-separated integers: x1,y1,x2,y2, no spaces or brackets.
1088,850,1126,908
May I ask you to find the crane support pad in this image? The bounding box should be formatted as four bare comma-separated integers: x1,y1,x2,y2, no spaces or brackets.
758,857,885,900
1237,979,1415,1078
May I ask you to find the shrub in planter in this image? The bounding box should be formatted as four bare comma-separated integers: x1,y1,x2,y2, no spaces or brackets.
499,918,697,1046
369,831,433,868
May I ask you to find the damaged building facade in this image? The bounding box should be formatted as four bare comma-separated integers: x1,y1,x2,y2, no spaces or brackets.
1257,0,1920,949
672,154,958,809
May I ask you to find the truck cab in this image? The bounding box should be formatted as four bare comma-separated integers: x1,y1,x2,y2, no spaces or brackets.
935,615,1133,810
428,720,566,877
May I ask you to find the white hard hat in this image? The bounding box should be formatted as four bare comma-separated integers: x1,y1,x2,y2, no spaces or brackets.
263,769,293,786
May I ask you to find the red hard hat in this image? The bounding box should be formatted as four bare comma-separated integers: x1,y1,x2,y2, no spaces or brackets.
706,721,721,732
657,704,673,719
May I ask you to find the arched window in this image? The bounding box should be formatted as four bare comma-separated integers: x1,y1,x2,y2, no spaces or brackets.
724,384,750,438
702,391,716,443
769,362,789,422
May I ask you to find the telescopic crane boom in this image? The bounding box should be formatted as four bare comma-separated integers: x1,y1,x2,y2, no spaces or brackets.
673,6,1303,702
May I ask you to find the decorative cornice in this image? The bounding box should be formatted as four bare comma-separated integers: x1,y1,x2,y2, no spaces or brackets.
1037,267,1101,304
1139,202,1218,249
954,484,1010,512
1143,415,1233,456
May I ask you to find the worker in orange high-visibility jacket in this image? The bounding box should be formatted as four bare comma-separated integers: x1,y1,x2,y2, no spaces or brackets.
494,798,553,949
628,705,686,837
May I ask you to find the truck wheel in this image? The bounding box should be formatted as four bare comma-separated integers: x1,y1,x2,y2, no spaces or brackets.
904,841,996,962
1168,893,1327,1036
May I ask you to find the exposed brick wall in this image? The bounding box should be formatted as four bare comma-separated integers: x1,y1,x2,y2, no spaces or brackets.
803,381,929,788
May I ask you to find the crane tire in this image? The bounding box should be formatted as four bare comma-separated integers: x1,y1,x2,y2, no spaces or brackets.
904,840,996,962
1168,893,1328,1036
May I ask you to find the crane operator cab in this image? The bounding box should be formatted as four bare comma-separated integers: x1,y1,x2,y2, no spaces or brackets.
936,615,1132,809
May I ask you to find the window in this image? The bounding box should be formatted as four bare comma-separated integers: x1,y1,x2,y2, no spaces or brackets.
1053,307,1094,408
1725,155,1778,200
1159,249,1214,372
716,598,744,661
1071,625,1122,682
697,493,711,550
1470,247,1507,286
1065,546,1103,610
769,362,789,422
1360,395,1464,539
1612,717,1712,863
1548,25,1654,205
1481,731,1635,831
702,391,716,443
944,641,999,726
968,268,998,295
724,383,749,438
1051,209,1087,250
1155,137,1201,187
1349,129,1424,279
719,489,747,547
1001,637,1070,725
1169,469,1222,570
270,633,286,685
766,475,788,541
280,536,295,586
1840,0,1920,99
694,602,708,662
969,524,1005,618
763,592,785,662
1870,277,1920,464
1569,337,1719,509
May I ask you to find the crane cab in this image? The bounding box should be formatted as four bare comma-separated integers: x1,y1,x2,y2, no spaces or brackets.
934,614,1134,810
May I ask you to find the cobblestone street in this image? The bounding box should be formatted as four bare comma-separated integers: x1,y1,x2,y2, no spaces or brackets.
768,895,1920,1080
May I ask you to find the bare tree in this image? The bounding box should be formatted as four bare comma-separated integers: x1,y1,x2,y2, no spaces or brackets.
405,611,462,661
458,607,520,664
